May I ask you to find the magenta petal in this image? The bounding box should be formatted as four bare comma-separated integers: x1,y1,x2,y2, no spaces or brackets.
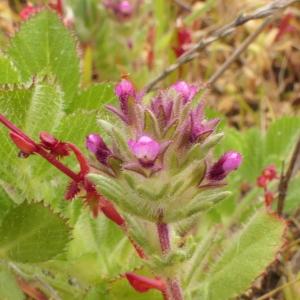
208,151,242,181
86,134,101,153
172,81,198,103
86,134,112,165
128,135,161,167
118,1,133,16
222,151,242,172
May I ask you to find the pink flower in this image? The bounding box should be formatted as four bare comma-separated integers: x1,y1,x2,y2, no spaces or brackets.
189,103,219,143
262,164,278,180
208,151,242,181
19,4,40,20
172,81,198,103
104,0,134,21
128,135,160,167
115,79,136,108
118,1,133,18
86,134,112,165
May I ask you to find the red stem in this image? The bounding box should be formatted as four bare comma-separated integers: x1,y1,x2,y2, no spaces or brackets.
67,143,90,176
157,222,171,254
35,147,80,181
157,222,184,300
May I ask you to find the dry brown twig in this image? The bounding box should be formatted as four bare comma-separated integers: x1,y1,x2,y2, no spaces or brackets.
207,17,273,85
145,0,299,92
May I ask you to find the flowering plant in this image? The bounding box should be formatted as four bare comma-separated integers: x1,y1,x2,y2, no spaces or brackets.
0,10,292,300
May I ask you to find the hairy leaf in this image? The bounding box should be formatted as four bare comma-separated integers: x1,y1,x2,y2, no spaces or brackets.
68,209,138,280
7,11,79,105
0,203,71,263
192,210,285,300
266,116,300,163
68,83,116,113
24,82,64,139
0,56,20,84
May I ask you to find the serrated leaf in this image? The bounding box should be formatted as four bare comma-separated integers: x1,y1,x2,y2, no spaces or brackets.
0,86,33,125
68,83,116,113
192,210,285,300
68,209,138,280
0,203,71,263
24,82,64,139
0,265,25,300
0,55,20,84
7,10,80,105
57,109,101,142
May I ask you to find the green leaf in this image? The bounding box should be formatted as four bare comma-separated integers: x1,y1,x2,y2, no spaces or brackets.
266,117,300,163
0,203,71,263
68,209,138,280
239,128,265,182
68,83,116,113
7,11,80,105
0,55,20,84
24,81,64,139
0,265,24,300
0,86,33,126
192,210,285,300
284,177,300,213
56,110,99,145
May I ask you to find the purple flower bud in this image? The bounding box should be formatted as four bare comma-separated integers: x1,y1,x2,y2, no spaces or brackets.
128,135,160,167
118,0,133,18
86,134,112,165
188,103,219,143
115,79,136,116
150,95,173,127
208,151,242,181
172,81,198,104
103,0,134,20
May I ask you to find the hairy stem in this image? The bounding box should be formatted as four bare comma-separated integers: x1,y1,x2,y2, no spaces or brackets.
157,222,184,300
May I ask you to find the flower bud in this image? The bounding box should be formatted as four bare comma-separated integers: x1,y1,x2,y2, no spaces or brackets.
9,132,36,155
125,272,166,293
86,134,112,165
262,165,278,180
40,132,58,148
118,1,133,18
172,81,198,103
115,79,136,114
100,197,125,226
128,135,160,167
264,191,274,207
208,151,242,181
257,175,268,188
